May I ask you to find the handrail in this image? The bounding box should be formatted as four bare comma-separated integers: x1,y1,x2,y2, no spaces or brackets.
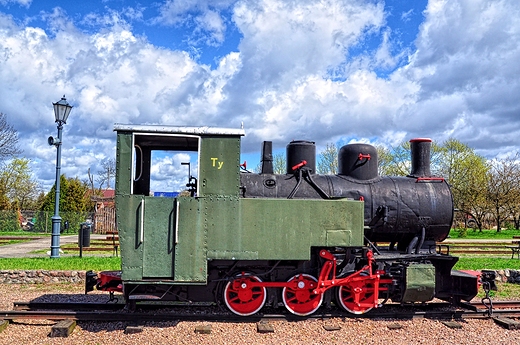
174,200,180,244
139,198,144,245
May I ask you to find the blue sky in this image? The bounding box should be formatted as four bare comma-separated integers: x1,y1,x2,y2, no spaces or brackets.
2,0,426,69
1,0,519,192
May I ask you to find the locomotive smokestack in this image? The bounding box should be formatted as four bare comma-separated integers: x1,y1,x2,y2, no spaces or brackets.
409,138,432,177
261,141,274,174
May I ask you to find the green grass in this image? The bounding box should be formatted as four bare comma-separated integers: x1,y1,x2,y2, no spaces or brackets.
477,281,520,299
454,257,520,271
0,256,121,271
449,228,520,239
0,240,25,246
31,242,118,255
0,231,50,236
0,256,515,272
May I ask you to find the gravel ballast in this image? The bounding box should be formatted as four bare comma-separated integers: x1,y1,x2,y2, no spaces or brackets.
0,284,520,344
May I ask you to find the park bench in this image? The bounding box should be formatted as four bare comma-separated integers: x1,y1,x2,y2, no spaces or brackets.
506,236,520,259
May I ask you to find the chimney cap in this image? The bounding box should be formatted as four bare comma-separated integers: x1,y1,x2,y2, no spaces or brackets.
409,138,432,143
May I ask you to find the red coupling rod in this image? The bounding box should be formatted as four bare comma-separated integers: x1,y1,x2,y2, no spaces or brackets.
292,160,307,171
358,153,371,161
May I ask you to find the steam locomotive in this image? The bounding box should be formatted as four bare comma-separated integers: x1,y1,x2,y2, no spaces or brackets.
87,124,479,316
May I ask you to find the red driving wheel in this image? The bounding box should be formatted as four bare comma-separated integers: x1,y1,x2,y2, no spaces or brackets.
224,274,266,316
282,274,323,316
337,278,376,314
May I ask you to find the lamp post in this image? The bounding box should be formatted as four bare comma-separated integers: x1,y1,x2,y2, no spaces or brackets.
48,95,73,258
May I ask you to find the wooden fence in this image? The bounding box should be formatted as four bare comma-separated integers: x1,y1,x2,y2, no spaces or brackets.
93,205,117,234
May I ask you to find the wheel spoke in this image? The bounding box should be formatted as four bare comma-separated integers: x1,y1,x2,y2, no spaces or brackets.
228,295,240,303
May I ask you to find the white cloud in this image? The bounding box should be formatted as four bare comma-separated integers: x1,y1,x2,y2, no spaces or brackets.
398,0,520,150
0,0,31,7
155,0,233,46
150,152,198,192
1,0,520,192
401,9,414,22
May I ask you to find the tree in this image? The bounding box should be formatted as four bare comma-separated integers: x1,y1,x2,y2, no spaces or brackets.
41,176,91,213
96,158,116,189
506,175,520,229
0,113,21,160
38,175,93,232
254,152,286,174
0,158,40,210
317,143,339,174
0,184,9,210
486,154,520,232
436,139,489,231
377,141,411,176
272,153,286,174
377,140,446,177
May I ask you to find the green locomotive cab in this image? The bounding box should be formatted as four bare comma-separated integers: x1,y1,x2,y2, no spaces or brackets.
115,124,245,283
114,125,364,299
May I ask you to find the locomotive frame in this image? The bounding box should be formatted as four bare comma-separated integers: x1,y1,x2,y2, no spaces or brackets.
87,124,480,316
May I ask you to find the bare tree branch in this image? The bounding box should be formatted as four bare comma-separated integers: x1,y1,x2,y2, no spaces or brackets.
0,113,22,160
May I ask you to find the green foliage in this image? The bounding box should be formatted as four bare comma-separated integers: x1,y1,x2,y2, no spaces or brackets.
0,157,40,210
272,152,286,174
37,175,94,232
430,139,489,233
0,189,10,211
0,256,121,271
0,210,22,232
504,221,516,231
317,143,338,174
31,211,92,233
377,142,409,176
455,227,468,238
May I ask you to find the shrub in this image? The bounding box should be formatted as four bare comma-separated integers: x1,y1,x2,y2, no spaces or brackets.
456,227,467,238
31,211,93,233
0,210,22,232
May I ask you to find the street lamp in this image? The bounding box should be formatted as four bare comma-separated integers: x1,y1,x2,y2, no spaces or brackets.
48,95,73,258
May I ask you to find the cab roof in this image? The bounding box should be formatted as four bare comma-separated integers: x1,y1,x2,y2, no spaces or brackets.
114,124,245,136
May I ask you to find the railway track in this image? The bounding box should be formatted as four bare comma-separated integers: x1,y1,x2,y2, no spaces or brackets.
3,300,520,323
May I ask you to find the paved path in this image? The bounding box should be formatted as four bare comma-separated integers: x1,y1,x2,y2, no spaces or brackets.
0,234,106,258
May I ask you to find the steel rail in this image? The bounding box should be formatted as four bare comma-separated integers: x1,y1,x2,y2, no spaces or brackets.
0,309,508,322
14,300,520,312
3,303,520,322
